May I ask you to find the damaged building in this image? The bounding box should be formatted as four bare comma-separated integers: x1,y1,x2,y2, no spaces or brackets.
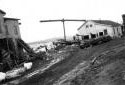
0,9,34,72
77,20,123,40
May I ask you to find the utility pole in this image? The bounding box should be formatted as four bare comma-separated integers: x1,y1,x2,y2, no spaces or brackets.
62,19,66,41
40,19,86,41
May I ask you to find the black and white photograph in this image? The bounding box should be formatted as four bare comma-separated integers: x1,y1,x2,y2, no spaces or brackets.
0,0,125,85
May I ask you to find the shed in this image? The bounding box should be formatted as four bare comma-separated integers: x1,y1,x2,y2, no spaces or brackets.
4,17,21,39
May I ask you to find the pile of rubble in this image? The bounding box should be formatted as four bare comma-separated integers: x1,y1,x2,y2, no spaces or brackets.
0,62,32,82
80,36,112,49
2,45,79,85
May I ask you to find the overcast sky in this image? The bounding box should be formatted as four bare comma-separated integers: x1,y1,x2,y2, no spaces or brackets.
0,0,125,42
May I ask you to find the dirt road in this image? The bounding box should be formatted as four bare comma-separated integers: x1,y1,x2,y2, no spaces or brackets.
54,39,125,85
5,38,125,85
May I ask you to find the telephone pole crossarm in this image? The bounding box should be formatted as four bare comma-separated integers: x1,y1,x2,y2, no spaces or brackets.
39,19,86,41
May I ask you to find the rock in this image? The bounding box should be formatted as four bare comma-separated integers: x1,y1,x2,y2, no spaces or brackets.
6,67,26,79
24,62,33,70
0,72,6,81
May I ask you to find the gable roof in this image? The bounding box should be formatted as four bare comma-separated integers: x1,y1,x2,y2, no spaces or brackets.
78,20,121,30
93,20,121,27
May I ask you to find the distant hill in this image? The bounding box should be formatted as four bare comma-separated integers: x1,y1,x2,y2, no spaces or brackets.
28,36,73,45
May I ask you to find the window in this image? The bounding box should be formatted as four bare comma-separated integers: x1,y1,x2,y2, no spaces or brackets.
84,35,89,39
91,33,96,38
14,25,18,35
99,32,103,36
104,29,107,35
117,28,119,32
5,25,9,35
0,22,2,33
90,24,93,27
86,25,88,28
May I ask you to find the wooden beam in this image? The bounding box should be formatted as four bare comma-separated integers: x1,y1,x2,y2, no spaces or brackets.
39,19,86,41
40,19,62,22
40,19,86,22
62,19,66,41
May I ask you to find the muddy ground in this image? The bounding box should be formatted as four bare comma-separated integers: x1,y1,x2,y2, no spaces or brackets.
54,38,125,85
3,38,125,85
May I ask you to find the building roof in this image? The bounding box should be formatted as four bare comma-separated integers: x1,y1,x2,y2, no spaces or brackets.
4,17,20,21
0,9,6,14
93,20,121,27
78,20,121,30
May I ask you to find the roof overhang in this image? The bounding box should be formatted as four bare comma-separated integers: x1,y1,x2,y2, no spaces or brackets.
0,9,6,15
77,20,121,30
77,20,88,30
4,17,20,21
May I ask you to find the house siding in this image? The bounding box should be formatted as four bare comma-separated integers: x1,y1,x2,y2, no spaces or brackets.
0,14,6,38
4,20,21,39
113,26,122,38
0,11,21,39
77,21,122,40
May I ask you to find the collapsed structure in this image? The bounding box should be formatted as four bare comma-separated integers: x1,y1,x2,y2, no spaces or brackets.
0,9,35,72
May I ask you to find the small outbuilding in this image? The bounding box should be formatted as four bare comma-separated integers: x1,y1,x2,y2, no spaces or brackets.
0,9,32,71
0,10,21,39
77,20,123,40
4,17,21,39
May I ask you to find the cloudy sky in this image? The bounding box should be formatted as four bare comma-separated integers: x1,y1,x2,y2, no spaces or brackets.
0,0,125,42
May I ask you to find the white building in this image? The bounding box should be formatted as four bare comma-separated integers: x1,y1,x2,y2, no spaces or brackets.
77,20,123,40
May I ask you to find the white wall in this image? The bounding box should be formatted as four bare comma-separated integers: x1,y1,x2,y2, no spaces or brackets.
95,23,114,37
78,21,119,39
113,26,122,38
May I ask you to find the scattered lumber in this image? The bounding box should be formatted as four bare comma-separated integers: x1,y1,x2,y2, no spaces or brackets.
80,36,112,49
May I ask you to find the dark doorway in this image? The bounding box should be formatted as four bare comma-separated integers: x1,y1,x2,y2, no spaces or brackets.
104,29,108,35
